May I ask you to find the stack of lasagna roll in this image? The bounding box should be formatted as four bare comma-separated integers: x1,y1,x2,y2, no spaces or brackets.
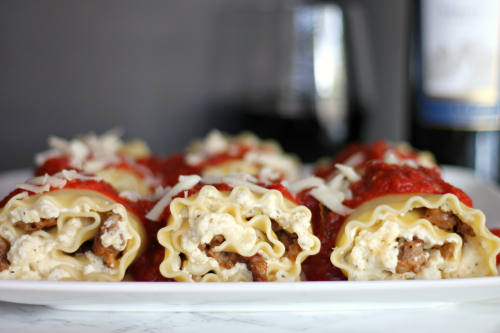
0,129,498,282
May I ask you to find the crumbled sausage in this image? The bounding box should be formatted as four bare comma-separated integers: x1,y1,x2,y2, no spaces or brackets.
396,239,427,274
92,213,125,268
0,259,8,272
200,234,268,281
0,238,9,272
275,230,300,262
0,237,9,259
271,221,283,233
246,254,268,282
272,221,301,262
439,242,455,260
15,218,57,233
424,208,475,237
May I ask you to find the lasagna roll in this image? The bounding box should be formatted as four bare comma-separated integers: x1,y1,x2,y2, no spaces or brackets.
315,140,436,180
185,130,300,181
0,172,145,281
35,129,158,195
158,184,320,282
331,193,500,280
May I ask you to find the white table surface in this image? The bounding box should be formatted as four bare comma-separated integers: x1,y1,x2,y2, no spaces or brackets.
1,299,500,333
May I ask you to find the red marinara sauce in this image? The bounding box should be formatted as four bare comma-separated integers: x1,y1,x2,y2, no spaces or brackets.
344,162,473,209
138,154,198,188
314,140,422,179
139,145,251,188
297,191,347,281
35,157,76,177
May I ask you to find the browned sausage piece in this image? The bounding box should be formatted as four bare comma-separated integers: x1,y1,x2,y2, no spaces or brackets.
201,235,269,281
0,259,9,272
92,213,126,269
439,242,455,260
275,230,300,262
396,239,427,274
424,208,475,237
15,218,57,233
0,237,9,259
246,254,268,282
0,238,10,272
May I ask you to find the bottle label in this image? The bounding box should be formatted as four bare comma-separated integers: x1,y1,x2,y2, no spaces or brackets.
418,0,500,130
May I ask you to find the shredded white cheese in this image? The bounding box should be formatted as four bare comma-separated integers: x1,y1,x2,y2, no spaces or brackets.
146,175,202,221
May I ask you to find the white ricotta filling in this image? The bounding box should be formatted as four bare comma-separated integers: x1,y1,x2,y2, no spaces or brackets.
6,199,60,224
0,197,125,280
181,209,258,269
175,185,314,280
346,220,458,281
82,251,118,275
453,238,488,278
97,208,132,251
233,189,314,251
0,216,93,280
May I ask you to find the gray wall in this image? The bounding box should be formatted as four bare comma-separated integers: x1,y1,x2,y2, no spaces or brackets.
0,0,410,171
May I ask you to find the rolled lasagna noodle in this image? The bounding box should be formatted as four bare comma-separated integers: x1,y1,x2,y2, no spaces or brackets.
158,185,321,282
186,130,300,181
35,130,156,195
0,189,145,281
331,194,500,280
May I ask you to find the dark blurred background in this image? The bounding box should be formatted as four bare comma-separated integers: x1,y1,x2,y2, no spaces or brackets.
0,0,409,171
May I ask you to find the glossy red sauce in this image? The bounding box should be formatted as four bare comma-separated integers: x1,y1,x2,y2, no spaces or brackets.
297,191,347,281
196,145,250,169
344,162,473,208
35,157,76,176
314,140,421,179
139,154,198,188
139,146,251,189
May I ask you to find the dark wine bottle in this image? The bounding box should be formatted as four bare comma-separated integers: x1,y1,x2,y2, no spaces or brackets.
411,0,500,181
240,2,361,163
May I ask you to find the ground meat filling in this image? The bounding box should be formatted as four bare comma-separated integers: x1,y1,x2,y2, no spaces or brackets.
0,237,10,272
198,234,268,282
396,239,427,274
271,221,301,262
424,208,475,237
15,217,57,233
92,213,126,269
438,242,455,260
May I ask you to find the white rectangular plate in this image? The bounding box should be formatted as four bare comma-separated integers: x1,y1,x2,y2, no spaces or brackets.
0,166,499,312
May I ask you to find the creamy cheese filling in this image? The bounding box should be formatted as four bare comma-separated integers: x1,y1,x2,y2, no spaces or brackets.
99,208,133,251
232,189,314,251
346,218,460,281
0,199,126,280
0,216,96,280
172,185,314,281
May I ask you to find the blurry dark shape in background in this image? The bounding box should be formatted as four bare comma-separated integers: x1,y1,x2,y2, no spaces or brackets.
238,3,358,162
410,0,500,182
0,0,409,171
